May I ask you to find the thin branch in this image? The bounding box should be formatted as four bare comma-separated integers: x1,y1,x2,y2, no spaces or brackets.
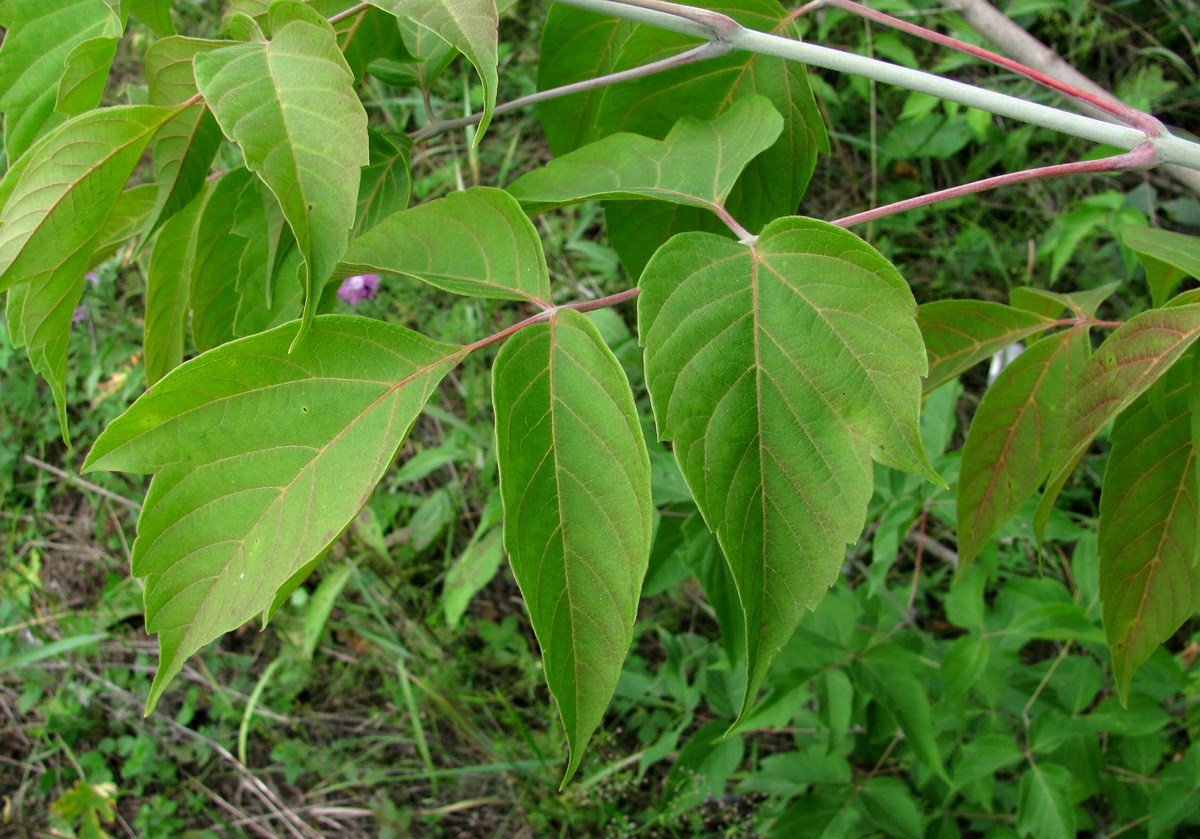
24,455,142,512
410,41,730,142
461,288,641,356
605,0,742,40
944,0,1200,196
553,0,1200,170
812,0,1164,136
905,530,958,570
832,141,1156,229
328,1,370,25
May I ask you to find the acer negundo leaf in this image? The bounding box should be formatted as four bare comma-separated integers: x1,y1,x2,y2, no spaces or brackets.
956,328,1089,568
493,309,653,785
335,187,552,306
1099,352,1200,702
366,0,501,140
0,104,178,440
508,94,783,217
1036,303,1200,542
84,316,465,712
639,216,940,720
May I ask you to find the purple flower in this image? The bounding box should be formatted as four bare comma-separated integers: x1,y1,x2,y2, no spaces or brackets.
337,273,381,306
85,271,101,285
72,306,88,324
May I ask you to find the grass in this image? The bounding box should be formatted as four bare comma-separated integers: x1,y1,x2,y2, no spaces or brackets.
4,0,1200,836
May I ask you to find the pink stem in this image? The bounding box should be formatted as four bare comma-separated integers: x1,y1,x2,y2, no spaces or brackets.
462,288,641,355
712,204,757,243
611,0,742,40
833,141,1157,229
817,0,1163,136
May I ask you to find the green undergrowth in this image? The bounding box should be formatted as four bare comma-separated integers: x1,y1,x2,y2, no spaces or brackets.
4,0,1200,836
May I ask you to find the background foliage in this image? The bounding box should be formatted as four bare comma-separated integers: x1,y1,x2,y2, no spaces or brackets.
3,0,1200,836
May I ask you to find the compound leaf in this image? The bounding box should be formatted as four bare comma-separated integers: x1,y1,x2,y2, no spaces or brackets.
368,0,499,139
337,187,551,306
1099,354,1200,700
508,95,782,216
917,300,1057,392
957,328,1088,566
194,1,369,340
493,309,652,784
639,217,936,718
84,316,463,712
0,0,122,159
1037,305,1200,538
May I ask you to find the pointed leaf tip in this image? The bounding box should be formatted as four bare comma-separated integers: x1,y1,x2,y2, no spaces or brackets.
194,2,368,341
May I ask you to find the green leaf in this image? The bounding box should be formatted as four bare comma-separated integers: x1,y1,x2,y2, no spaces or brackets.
51,780,119,837
194,1,369,341
508,95,782,217
144,187,209,385
300,560,355,661
84,316,463,712
957,328,1088,566
188,169,259,354
1017,762,1077,839
89,183,158,268
336,6,404,84
857,646,948,781
538,1,827,277
1037,305,1200,538
0,104,171,292
917,300,1057,392
442,526,504,629
493,308,652,784
354,129,412,236
368,0,499,139
0,105,173,439
860,777,925,839
1121,225,1200,307
1009,281,1121,320
1099,354,1200,700
951,734,1024,790
125,0,175,36
234,238,305,339
0,0,122,159
144,36,225,235
55,36,119,116
639,218,936,717
337,187,551,305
